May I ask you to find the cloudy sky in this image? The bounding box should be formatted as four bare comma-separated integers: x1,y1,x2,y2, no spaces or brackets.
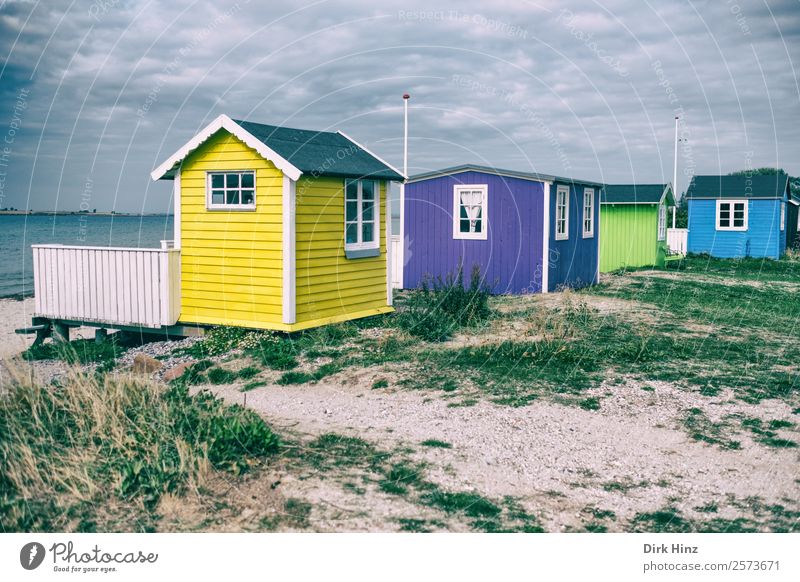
0,0,798,212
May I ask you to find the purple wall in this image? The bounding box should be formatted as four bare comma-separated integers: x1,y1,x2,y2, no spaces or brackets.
403,171,544,294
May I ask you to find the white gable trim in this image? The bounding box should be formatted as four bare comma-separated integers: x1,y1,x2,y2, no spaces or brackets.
151,114,302,182
336,130,406,180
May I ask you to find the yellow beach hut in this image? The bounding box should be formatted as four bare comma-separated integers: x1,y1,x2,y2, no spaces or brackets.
26,115,404,340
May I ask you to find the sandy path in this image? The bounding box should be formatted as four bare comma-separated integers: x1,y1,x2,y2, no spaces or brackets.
0,298,95,359
204,374,799,532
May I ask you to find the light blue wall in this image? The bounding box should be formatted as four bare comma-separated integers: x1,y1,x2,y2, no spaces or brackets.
687,198,784,259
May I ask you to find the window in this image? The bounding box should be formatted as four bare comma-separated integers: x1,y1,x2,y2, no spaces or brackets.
453,185,488,240
582,188,594,238
716,200,747,231
555,186,569,240
345,179,380,251
780,202,785,231
657,204,667,241
207,171,255,209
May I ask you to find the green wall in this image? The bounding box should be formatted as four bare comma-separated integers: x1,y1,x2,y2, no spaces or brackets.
600,204,667,272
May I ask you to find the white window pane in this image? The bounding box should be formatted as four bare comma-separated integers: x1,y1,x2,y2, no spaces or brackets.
241,173,254,188
226,174,239,188
241,190,254,205
212,190,224,204
226,190,239,205
211,174,224,188
346,181,358,200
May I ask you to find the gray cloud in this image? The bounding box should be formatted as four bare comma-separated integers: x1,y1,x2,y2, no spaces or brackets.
0,0,798,212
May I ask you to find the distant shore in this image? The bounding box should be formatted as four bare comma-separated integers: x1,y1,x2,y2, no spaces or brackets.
0,211,172,217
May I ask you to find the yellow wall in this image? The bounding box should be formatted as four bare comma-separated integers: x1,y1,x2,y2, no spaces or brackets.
294,176,392,329
179,130,284,329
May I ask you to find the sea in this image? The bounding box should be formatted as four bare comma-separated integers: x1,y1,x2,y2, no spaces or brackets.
0,214,173,298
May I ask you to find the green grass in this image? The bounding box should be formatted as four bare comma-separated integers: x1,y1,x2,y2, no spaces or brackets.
240,380,267,392
23,336,125,370
295,433,390,473
421,490,501,518
578,397,601,411
378,462,427,496
372,379,389,389
394,265,493,342
237,366,261,380
276,362,342,385
0,370,280,532
206,367,237,384
420,439,452,449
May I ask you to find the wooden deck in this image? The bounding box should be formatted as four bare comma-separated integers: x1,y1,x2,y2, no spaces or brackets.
32,242,181,329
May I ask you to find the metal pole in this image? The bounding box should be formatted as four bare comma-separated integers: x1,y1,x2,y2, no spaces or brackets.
673,115,679,228
403,93,410,177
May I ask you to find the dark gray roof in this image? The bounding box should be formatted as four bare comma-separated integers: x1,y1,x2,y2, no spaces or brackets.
407,164,604,187
233,119,404,181
686,173,790,199
602,184,673,205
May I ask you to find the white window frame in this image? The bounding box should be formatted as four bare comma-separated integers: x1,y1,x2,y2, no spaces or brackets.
582,187,594,238
555,185,570,240
344,179,380,251
715,199,748,231
657,203,667,241
206,170,256,210
780,202,785,231
453,184,488,240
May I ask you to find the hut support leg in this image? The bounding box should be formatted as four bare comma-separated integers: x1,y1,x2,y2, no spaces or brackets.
95,328,108,343
53,322,70,343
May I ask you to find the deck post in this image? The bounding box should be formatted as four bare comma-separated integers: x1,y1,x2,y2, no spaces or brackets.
53,322,70,343
95,328,108,343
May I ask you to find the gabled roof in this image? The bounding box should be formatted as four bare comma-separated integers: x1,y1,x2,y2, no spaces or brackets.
407,164,604,187
151,114,404,182
602,183,674,205
685,173,790,199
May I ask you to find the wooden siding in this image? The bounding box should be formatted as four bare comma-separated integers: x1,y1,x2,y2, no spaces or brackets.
179,130,285,329
599,204,663,272
294,176,391,328
403,171,545,294
547,182,600,291
687,198,783,259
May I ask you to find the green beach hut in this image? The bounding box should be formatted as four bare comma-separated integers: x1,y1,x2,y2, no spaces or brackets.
600,183,675,272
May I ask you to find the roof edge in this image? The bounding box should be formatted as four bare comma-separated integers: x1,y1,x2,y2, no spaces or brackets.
335,130,405,181
150,114,303,181
408,164,604,187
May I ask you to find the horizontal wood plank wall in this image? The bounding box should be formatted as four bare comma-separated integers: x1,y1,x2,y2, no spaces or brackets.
687,198,782,259
294,176,391,328
179,130,284,329
32,245,179,327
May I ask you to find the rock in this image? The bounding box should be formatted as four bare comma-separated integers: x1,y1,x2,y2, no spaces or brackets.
163,361,192,381
131,353,162,374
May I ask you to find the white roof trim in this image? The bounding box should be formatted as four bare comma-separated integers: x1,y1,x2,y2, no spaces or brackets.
336,130,406,181
151,114,303,181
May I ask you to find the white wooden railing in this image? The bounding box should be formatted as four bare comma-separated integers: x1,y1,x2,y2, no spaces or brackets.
32,243,180,328
390,235,403,289
666,228,688,255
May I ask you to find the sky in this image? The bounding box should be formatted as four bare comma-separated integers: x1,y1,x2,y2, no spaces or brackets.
0,0,798,213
